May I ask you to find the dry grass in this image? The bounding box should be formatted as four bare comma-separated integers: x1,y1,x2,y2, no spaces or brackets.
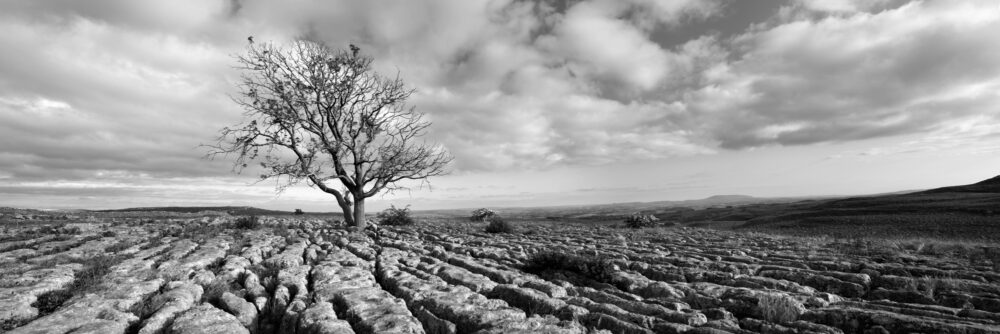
756,292,805,324
31,254,123,316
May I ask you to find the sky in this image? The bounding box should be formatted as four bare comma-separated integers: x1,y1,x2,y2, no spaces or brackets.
1,0,999,212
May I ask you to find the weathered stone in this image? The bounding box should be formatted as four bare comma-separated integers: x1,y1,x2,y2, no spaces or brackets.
168,303,250,334
413,305,457,334
488,284,567,315
267,241,309,269
7,293,140,334
139,281,204,334
333,287,424,334
471,314,587,334
0,264,77,324
219,292,258,332
802,306,999,334
580,312,653,334
299,301,355,334
436,265,497,294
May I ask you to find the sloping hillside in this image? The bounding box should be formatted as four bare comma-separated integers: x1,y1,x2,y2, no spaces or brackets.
734,175,1000,239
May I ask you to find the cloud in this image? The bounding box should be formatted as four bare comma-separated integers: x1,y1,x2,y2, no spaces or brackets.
0,0,999,209
0,15,238,182
791,0,903,13
536,0,721,95
689,0,1000,149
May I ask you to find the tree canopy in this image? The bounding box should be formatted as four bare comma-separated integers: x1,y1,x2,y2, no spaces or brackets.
210,40,452,227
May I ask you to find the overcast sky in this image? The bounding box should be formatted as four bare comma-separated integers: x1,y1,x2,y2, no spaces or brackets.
1,0,999,212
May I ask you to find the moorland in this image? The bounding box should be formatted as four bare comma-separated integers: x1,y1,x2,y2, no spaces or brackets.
0,176,998,333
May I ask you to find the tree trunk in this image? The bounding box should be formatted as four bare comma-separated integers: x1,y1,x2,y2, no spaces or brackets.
341,207,355,226
336,196,355,226
353,198,366,229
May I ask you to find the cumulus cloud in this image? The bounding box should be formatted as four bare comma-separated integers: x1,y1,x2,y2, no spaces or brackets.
791,0,903,13
690,0,1000,149
537,0,722,95
0,0,998,208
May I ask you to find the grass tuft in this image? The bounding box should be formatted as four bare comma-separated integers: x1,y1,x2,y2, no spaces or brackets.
234,216,261,229
484,216,515,234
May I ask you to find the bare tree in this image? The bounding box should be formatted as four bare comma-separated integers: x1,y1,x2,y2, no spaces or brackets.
209,40,452,228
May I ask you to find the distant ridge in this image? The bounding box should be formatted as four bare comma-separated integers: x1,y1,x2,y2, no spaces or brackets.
733,174,1000,236
923,174,1000,193
977,174,1000,185
96,206,294,216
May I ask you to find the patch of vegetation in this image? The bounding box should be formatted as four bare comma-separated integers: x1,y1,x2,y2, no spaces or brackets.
206,256,228,274
908,276,940,300
824,236,1000,268
32,289,73,314
272,224,294,240
484,216,514,234
294,209,304,215
101,230,118,238
105,241,132,254
234,216,261,229
139,235,166,251
0,317,33,331
18,235,103,262
202,278,239,308
0,235,70,253
250,261,282,294
31,254,122,316
376,205,415,226
522,250,617,283
0,225,81,245
470,208,497,222
756,292,805,324
226,235,250,257
624,213,659,228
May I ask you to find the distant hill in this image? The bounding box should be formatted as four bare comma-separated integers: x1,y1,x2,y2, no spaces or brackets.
732,175,1000,240
438,174,1000,240
422,194,813,221
923,174,1000,194
96,206,295,216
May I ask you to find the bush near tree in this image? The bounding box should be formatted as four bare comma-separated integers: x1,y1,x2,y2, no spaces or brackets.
470,208,497,222
624,213,659,228
484,215,514,233
376,205,416,226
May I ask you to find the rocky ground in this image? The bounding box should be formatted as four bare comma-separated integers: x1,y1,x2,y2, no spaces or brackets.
1,216,999,334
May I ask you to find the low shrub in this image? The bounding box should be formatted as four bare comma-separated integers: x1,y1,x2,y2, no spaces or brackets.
624,213,659,228
32,289,73,314
0,318,32,331
756,292,806,323
376,205,415,226
206,256,228,274
104,241,132,253
234,216,261,229
522,251,617,283
293,209,304,215
470,208,497,222
272,224,294,239
250,261,282,294
484,216,514,234
202,279,238,308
